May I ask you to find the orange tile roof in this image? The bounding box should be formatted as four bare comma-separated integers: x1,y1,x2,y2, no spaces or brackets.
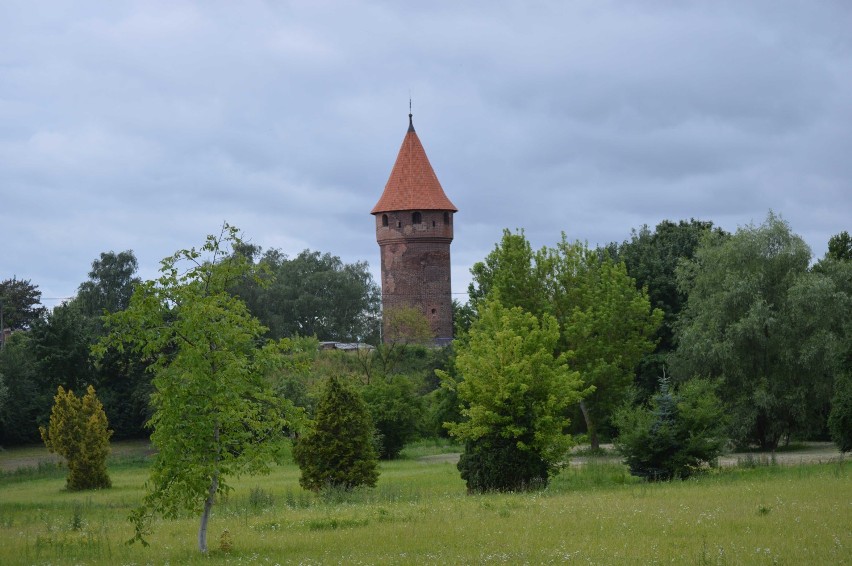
371,116,458,214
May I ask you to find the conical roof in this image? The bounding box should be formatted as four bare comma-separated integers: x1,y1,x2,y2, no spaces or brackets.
371,115,458,214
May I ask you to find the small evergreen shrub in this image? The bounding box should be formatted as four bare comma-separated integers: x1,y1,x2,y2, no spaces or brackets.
293,375,379,491
614,377,727,481
39,385,113,490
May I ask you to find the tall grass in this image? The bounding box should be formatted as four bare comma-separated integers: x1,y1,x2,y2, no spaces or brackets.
0,442,848,565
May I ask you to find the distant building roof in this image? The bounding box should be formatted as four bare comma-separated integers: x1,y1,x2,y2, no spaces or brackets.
318,341,376,352
371,115,458,214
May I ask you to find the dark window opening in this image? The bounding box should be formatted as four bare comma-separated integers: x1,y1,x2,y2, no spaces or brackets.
382,214,388,227
412,211,422,224
431,308,436,314
432,220,436,227
397,221,401,228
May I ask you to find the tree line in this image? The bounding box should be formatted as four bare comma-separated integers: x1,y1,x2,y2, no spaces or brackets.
1,214,849,458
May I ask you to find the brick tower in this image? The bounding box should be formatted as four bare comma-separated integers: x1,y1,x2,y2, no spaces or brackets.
371,114,458,344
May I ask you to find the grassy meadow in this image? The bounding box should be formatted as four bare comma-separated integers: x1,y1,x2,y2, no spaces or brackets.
0,441,849,565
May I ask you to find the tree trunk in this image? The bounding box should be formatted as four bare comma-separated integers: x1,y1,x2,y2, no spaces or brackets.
580,400,599,450
199,471,218,553
199,420,221,554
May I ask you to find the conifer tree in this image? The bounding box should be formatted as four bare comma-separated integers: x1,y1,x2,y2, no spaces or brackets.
614,377,726,480
293,375,379,491
40,385,112,490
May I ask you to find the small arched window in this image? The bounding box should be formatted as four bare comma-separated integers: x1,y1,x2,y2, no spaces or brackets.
443,212,450,224
382,214,389,227
412,211,422,224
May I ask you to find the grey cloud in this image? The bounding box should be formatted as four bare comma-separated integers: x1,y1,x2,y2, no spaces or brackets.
2,1,850,302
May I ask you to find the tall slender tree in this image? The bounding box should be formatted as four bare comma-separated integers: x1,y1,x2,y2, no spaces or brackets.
98,224,298,553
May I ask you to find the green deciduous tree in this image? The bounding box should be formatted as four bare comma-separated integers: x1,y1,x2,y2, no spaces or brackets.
97,224,297,554
293,375,379,491
362,375,423,459
29,302,97,395
0,277,47,332
440,300,588,491
826,231,852,262
39,385,112,490
604,220,727,398
76,250,150,439
233,249,381,343
468,229,550,316
0,373,9,433
0,332,41,445
549,239,663,449
76,250,141,317
468,231,662,450
614,377,727,481
672,212,843,449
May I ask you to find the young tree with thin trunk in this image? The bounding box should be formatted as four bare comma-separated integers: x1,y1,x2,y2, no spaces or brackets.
97,224,298,554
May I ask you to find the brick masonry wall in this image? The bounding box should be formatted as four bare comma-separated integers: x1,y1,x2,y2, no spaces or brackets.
375,210,454,341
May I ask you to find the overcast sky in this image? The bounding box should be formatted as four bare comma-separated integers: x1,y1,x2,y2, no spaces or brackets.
3,1,851,308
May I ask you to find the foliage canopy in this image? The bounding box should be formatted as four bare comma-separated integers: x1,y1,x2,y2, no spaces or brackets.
672,212,844,449
468,230,662,448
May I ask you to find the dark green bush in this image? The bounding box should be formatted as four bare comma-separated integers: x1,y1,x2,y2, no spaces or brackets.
457,434,550,492
292,375,378,491
362,375,422,459
614,378,727,481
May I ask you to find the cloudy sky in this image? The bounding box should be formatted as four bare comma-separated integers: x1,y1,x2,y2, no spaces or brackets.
3,1,851,308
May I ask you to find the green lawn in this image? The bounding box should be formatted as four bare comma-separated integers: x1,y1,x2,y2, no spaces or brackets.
0,441,849,565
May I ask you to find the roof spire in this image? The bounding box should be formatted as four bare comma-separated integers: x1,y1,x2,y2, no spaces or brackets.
408,97,414,132
371,110,458,214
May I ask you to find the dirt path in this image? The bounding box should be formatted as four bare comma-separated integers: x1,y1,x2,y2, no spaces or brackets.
2,440,843,473
416,442,845,468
